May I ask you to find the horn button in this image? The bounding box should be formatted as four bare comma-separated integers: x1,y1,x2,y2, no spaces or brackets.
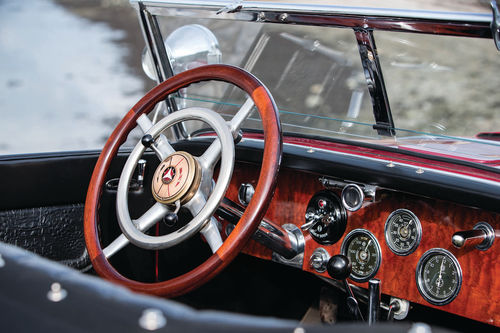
152,151,201,205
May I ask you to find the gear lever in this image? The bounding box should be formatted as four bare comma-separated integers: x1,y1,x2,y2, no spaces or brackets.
327,255,364,321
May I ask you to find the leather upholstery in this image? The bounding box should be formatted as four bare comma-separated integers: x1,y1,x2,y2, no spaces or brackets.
0,204,89,269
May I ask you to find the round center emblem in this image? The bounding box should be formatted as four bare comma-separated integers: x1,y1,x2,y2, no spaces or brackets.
151,151,201,205
162,166,176,184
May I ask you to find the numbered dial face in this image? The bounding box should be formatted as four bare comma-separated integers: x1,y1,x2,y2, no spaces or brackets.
385,209,422,255
416,249,462,306
341,229,381,282
305,191,347,245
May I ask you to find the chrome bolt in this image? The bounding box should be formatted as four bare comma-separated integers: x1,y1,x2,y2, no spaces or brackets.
47,282,67,302
257,12,266,21
139,308,167,331
416,168,424,174
386,162,395,168
279,13,288,22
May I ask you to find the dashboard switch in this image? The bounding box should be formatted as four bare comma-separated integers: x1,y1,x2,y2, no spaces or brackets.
310,248,330,273
238,183,255,206
452,222,495,251
304,191,347,245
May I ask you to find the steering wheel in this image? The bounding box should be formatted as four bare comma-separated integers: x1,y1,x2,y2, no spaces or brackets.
84,65,282,297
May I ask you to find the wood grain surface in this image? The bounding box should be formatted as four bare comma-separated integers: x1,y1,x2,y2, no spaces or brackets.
222,161,500,327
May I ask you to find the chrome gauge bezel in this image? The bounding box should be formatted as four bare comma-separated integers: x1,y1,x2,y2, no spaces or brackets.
416,248,462,306
341,184,364,212
384,209,422,256
341,229,382,282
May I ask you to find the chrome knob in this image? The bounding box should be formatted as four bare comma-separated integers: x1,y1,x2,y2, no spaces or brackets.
238,183,255,206
310,248,330,273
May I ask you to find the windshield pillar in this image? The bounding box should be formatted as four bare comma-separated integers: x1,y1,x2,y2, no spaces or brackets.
135,3,186,139
354,29,395,136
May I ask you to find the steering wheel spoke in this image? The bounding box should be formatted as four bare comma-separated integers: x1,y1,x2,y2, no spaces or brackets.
137,114,175,160
200,217,223,253
198,139,221,171
133,202,170,230
228,96,255,138
103,202,170,259
198,97,255,171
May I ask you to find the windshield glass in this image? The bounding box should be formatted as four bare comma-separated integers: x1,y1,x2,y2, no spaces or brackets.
152,15,500,168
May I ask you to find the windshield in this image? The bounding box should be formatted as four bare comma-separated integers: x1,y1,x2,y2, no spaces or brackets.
151,13,500,168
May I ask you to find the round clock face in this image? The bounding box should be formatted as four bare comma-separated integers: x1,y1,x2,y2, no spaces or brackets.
152,152,199,204
416,248,462,306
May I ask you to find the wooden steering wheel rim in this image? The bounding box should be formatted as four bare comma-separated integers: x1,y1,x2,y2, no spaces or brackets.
84,64,282,297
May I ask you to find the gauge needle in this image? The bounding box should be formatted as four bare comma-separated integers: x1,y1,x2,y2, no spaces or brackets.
364,239,372,253
437,257,445,287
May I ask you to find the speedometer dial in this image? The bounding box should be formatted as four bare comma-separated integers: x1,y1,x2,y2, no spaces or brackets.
384,209,422,255
341,229,381,282
416,248,462,306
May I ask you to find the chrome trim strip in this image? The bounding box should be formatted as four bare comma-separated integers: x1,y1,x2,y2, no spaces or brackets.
131,1,492,23
279,141,500,189
190,136,500,188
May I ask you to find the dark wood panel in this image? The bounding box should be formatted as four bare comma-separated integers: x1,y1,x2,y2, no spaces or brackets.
223,161,500,327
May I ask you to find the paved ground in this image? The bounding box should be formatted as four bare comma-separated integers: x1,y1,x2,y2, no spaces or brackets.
1,0,498,155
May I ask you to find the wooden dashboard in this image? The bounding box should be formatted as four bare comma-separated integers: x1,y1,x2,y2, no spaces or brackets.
219,161,500,326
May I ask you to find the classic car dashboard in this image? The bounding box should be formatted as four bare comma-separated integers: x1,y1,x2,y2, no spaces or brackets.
217,159,499,327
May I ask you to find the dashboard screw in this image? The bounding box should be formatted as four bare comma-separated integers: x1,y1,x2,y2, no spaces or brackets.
47,282,67,302
139,308,167,331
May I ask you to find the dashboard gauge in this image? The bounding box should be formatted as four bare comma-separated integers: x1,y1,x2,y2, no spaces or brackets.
416,248,462,306
384,209,422,256
341,184,364,211
341,229,381,282
303,191,347,245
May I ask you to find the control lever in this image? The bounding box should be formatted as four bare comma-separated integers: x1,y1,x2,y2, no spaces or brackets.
163,200,181,227
451,222,495,251
327,255,364,321
367,279,381,325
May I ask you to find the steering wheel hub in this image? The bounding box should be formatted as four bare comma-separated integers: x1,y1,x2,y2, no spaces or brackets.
152,151,201,205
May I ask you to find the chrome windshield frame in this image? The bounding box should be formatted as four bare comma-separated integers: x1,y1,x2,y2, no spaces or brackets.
130,0,496,140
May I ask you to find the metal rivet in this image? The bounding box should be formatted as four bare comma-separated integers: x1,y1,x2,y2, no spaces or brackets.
139,308,167,331
386,162,395,168
416,168,424,174
0,254,5,268
367,50,374,62
307,148,314,153
408,322,432,333
279,13,288,21
257,12,266,21
47,282,67,302
294,327,306,333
